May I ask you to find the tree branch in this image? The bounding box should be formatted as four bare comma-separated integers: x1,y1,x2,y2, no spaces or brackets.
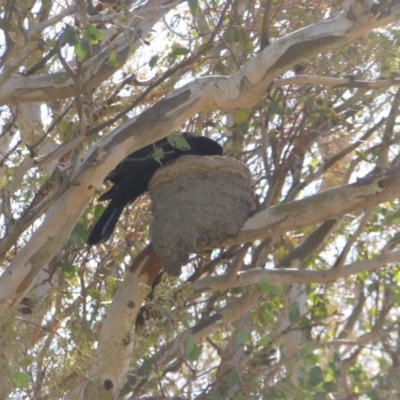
193,250,400,292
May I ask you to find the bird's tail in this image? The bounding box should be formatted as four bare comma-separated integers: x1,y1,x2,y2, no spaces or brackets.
87,200,125,245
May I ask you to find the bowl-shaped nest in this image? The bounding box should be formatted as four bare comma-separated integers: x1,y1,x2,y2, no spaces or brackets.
148,155,254,275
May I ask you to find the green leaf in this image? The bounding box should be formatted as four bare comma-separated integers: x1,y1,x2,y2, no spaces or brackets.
245,40,254,54
215,62,227,75
391,288,400,306
333,352,341,363
38,174,50,184
367,282,377,293
106,275,116,288
72,221,88,244
184,335,201,361
261,307,275,323
19,358,32,368
172,47,190,56
88,288,100,300
310,157,319,168
148,218,154,236
13,372,30,388
152,146,165,165
267,386,284,398
367,389,380,400
108,51,119,67
269,285,283,296
288,302,301,323
303,349,319,365
129,43,136,54
188,0,199,15
94,203,106,218
238,121,250,135
309,365,324,387
393,270,400,281
85,24,103,44
257,335,271,346
184,335,194,353
355,150,369,162
258,277,282,296
233,109,252,124
149,55,158,69
60,262,76,278
75,39,88,61
167,133,191,151
235,328,248,344
323,381,337,392
266,98,282,116
64,26,78,46
224,27,240,43
258,277,270,293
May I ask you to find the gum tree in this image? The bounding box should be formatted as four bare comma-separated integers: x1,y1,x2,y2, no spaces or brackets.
1,0,400,398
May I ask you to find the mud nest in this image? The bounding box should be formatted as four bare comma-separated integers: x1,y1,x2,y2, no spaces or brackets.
148,155,254,275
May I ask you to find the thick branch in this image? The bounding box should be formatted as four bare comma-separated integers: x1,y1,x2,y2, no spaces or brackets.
228,167,399,245
0,0,178,105
67,245,162,398
272,75,400,90
193,250,400,292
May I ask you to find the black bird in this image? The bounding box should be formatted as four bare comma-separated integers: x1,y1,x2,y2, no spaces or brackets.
87,132,223,245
